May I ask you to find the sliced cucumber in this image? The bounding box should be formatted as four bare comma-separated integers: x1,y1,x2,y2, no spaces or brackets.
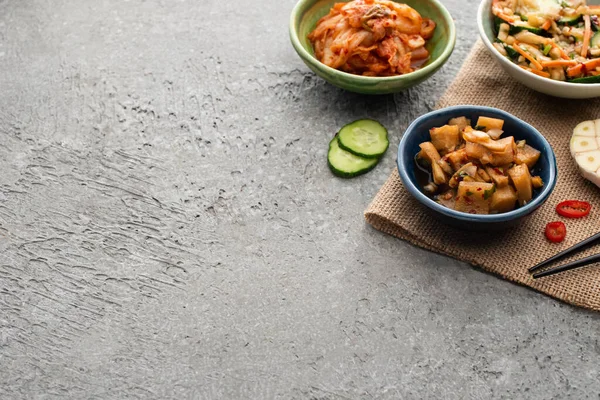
509,24,546,35
505,44,520,60
327,137,379,178
494,16,504,33
591,31,600,48
570,75,600,84
559,14,582,26
494,38,519,59
337,119,389,158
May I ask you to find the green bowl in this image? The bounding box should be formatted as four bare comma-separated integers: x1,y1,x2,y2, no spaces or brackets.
289,0,456,95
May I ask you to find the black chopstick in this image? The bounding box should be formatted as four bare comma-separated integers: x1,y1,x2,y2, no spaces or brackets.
528,231,600,273
533,253,600,279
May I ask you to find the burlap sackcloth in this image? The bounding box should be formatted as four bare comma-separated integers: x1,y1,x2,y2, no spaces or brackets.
365,40,600,311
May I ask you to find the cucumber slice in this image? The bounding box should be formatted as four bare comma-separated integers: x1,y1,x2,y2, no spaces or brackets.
327,137,379,178
337,119,389,158
505,44,520,60
559,14,582,26
509,24,546,35
494,38,520,59
494,16,504,33
591,32,600,48
570,75,600,84
494,16,512,36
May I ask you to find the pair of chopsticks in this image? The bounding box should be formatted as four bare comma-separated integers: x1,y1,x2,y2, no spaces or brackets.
529,232,600,279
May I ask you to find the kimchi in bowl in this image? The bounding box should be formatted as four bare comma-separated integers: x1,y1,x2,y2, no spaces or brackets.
289,0,456,94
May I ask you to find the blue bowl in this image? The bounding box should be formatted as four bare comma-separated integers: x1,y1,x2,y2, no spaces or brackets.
397,105,557,231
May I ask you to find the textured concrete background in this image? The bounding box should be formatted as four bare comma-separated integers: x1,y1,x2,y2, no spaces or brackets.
1,0,600,399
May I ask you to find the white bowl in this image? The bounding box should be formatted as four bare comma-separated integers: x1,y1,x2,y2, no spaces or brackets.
477,0,600,99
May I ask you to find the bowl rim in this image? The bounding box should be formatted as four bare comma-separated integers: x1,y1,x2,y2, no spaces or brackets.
397,105,558,223
289,0,457,82
476,0,600,89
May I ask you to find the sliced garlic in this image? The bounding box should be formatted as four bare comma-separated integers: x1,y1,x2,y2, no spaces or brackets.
570,119,600,188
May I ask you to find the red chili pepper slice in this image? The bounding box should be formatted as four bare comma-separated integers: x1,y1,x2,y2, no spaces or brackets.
545,221,566,243
556,200,591,218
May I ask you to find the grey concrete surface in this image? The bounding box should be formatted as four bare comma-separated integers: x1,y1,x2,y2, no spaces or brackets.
1,0,599,399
